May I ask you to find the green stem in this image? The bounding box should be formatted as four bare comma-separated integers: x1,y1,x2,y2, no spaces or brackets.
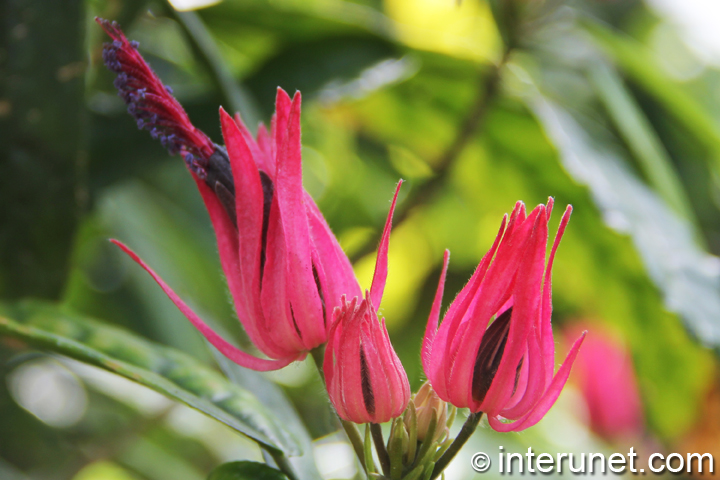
430,412,483,480
267,450,300,480
371,423,391,477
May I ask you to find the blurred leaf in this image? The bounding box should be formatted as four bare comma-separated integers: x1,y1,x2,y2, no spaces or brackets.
588,60,697,225
0,0,86,299
171,9,261,126
530,96,720,348
207,461,287,480
246,35,398,115
212,349,323,480
583,20,720,167
0,300,301,455
118,436,205,480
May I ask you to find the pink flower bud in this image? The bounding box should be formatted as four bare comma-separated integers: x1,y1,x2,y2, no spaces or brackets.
422,199,586,432
323,182,410,424
566,324,644,442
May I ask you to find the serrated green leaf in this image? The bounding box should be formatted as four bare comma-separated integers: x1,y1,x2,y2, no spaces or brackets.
207,461,288,480
0,300,301,455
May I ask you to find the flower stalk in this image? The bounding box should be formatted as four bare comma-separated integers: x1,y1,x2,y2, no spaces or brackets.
430,412,484,480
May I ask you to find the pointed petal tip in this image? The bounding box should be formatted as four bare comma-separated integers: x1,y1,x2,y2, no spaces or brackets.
276,86,291,102
218,106,234,124
110,238,135,257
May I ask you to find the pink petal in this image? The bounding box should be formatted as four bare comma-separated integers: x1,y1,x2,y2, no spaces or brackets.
488,331,586,432
369,180,403,309
256,123,274,174
432,215,507,397
272,88,292,177
305,192,362,315
478,207,548,413
112,240,296,371
447,207,543,411
233,112,264,172
219,109,273,351
260,195,305,355
540,205,572,387
422,249,450,376
500,326,545,418
275,92,325,347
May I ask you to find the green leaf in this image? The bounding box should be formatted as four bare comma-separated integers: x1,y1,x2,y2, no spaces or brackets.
211,349,323,480
207,461,288,480
583,20,720,167
530,96,720,348
588,60,696,225
170,9,261,127
0,300,301,455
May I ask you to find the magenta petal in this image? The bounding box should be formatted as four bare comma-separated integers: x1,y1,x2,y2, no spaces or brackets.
274,92,325,347
232,112,264,172
272,88,292,175
479,207,548,413
256,123,274,172
369,180,403,309
112,240,296,371
305,194,362,325
422,249,450,376
540,205,572,386
488,331,586,432
448,208,543,411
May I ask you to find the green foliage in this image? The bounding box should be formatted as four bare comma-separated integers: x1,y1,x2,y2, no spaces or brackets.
0,300,300,456
0,0,86,299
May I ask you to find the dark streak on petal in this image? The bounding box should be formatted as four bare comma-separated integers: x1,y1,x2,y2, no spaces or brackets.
360,346,375,416
472,307,513,404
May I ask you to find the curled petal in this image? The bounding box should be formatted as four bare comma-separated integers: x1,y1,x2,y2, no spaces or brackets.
488,332,586,432
112,240,297,371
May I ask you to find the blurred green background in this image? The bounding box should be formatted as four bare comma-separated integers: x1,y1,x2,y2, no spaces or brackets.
2,0,720,478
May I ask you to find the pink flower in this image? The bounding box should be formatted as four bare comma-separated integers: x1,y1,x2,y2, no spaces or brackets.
100,19,361,371
323,182,411,424
422,199,585,432
567,324,644,442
